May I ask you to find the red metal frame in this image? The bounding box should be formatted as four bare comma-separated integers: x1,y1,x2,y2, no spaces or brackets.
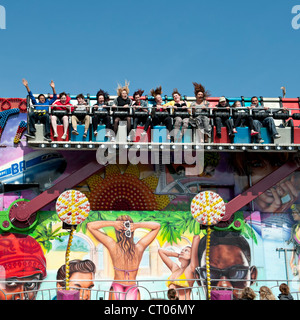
8,151,300,227
224,158,300,220
9,160,104,227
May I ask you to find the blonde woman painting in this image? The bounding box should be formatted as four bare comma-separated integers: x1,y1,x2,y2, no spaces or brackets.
158,235,200,300
87,215,160,300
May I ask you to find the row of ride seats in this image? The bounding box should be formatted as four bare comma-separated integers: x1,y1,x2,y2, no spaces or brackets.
27,95,300,144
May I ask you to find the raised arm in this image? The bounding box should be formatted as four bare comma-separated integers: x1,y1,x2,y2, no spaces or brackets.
22,78,30,93
134,221,160,251
87,220,123,248
189,235,201,271
49,80,57,105
290,249,297,273
158,248,179,272
22,78,37,106
50,80,56,95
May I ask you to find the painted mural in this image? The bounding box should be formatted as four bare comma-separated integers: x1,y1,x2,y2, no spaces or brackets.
0,107,299,300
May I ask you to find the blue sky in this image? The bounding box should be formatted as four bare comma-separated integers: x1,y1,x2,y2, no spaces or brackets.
0,0,300,98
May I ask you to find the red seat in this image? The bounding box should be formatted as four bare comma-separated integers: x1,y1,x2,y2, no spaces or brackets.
134,125,151,143
294,128,300,143
50,125,69,141
213,127,231,143
206,97,219,108
282,98,300,126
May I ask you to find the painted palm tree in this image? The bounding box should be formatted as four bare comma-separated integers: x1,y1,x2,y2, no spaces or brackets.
32,221,69,253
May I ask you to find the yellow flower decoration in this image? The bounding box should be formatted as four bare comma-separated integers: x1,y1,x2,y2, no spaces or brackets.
83,164,173,211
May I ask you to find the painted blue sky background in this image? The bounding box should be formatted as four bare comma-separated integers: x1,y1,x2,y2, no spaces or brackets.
0,0,300,98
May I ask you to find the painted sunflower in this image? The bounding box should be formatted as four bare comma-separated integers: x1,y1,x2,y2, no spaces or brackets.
83,164,173,211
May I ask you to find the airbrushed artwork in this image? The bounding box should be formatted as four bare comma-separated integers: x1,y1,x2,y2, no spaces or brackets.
0,97,299,301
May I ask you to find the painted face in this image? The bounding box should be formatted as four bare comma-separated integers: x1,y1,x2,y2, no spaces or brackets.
198,244,256,299
292,211,300,221
249,158,279,187
179,246,192,260
0,274,41,300
236,154,299,213
58,272,94,300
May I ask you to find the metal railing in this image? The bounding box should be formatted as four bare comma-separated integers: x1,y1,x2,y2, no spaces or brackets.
24,93,300,150
1,278,299,300
28,104,300,117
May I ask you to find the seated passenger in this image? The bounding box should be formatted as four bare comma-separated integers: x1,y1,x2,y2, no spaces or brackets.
231,100,259,137
150,86,173,140
189,82,213,143
22,78,56,142
132,89,151,139
112,81,132,142
92,89,112,138
71,94,90,139
213,96,235,139
249,96,281,143
164,89,191,142
51,92,73,140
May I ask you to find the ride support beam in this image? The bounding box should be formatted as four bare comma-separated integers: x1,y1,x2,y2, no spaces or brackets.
9,160,104,228
224,157,300,220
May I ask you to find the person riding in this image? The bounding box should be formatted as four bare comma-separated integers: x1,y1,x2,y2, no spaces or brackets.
132,89,151,139
22,78,57,142
112,81,132,142
189,82,212,143
92,89,112,139
164,88,191,142
149,86,173,141
51,92,73,140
